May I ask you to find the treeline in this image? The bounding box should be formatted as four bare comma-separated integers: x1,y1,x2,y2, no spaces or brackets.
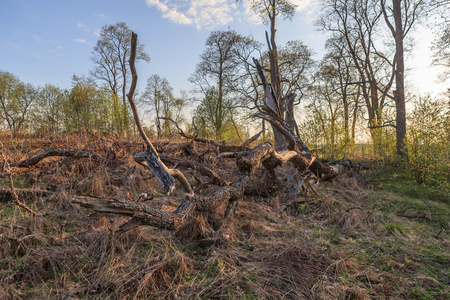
0,72,130,137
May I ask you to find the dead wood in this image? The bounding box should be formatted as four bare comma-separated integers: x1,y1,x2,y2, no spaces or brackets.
134,152,224,187
0,188,52,202
73,141,334,241
127,33,192,196
252,58,338,181
159,117,225,147
0,143,38,216
11,149,100,168
242,129,264,147
73,143,271,240
70,34,338,244
218,145,251,153
159,154,225,187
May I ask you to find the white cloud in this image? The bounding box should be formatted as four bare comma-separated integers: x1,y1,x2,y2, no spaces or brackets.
290,0,316,12
242,0,319,24
73,38,87,43
188,0,235,29
145,0,318,29
77,22,86,28
163,9,193,25
146,0,241,29
146,0,193,25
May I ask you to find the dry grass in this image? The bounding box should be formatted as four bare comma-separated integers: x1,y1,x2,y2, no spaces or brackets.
0,134,448,299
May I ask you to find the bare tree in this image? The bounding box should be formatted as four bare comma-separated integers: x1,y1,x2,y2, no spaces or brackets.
318,0,396,152
91,22,150,132
250,0,297,149
381,0,427,157
321,36,362,144
431,15,450,81
33,84,65,135
189,30,243,139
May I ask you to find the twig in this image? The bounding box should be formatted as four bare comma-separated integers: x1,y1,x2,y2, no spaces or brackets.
397,214,431,221
0,142,37,215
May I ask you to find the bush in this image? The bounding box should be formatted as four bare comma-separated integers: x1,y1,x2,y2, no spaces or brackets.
405,95,450,187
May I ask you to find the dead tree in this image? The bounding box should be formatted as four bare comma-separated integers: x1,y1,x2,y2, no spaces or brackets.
251,57,338,180
126,33,192,196
72,32,339,245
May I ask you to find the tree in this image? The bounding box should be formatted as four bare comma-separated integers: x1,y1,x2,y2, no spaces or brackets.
381,0,427,157
432,20,450,81
0,71,36,137
406,95,450,184
320,37,362,144
250,0,312,149
141,75,186,138
193,87,235,139
317,0,397,154
190,30,244,138
91,22,150,133
33,84,65,136
63,78,97,132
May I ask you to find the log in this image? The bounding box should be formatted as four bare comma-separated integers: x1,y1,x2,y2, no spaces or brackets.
73,143,275,235
134,152,175,195
11,149,100,168
159,154,225,186
241,130,264,147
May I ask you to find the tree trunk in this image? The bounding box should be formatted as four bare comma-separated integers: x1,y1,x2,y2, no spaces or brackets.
393,0,407,158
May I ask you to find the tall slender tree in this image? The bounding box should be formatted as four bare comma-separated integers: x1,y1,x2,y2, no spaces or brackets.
381,0,426,157
190,30,242,138
91,22,150,133
141,75,186,138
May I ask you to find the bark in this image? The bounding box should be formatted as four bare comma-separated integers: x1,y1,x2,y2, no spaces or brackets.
253,58,309,152
159,117,225,147
73,142,329,237
253,52,286,149
11,149,100,168
284,93,301,139
392,0,407,157
127,32,192,195
253,57,338,180
241,130,264,147
135,153,225,187
382,0,408,158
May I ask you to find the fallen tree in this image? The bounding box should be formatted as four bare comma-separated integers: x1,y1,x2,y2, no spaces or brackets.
11,149,100,168
72,142,331,244
71,32,340,244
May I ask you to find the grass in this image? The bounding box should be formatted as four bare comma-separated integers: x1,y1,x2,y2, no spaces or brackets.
0,135,448,299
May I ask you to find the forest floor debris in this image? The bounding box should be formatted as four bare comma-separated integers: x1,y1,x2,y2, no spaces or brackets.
0,135,448,299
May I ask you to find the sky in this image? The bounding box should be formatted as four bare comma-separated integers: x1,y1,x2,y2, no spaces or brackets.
0,0,448,101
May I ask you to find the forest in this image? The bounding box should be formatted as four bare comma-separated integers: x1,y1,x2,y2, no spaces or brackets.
0,0,449,299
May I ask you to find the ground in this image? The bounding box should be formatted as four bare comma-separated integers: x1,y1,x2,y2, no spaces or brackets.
0,134,448,299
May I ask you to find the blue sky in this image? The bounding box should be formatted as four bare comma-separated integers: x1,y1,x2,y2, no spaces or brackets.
0,0,447,98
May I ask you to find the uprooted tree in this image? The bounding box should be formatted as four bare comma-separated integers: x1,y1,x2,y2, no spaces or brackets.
70,32,340,245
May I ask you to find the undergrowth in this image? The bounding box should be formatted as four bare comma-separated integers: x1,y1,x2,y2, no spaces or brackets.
0,135,448,299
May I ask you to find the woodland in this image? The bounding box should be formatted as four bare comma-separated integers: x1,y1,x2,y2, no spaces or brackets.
0,0,449,299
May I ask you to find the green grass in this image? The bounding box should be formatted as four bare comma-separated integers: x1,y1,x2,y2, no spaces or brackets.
379,176,449,204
